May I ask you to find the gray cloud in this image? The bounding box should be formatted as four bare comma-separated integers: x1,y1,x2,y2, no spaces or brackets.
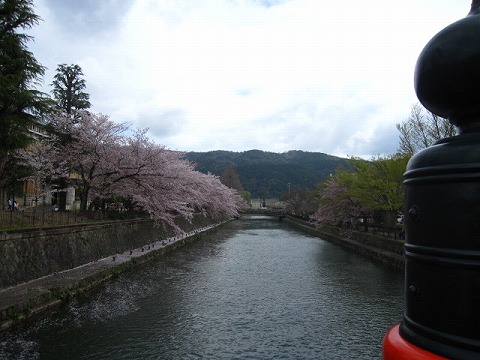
44,0,134,37
27,0,465,157
367,125,401,157
143,109,187,138
228,0,290,8
253,101,384,156
255,0,290,8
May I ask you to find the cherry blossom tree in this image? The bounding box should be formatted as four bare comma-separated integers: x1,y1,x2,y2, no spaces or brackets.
16,137,69,203
285,188,318,218
314,155,407,231
48,111,128,210
31,112,241,231
314,171,371,229
96,131,242,230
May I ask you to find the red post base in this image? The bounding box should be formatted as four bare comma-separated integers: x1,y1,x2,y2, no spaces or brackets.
382,324,447,360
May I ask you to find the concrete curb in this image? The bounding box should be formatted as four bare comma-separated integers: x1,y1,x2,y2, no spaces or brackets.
284,216,405,271
0,222,226,332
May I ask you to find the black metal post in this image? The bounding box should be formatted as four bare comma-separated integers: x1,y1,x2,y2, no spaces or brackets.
395,1,480,358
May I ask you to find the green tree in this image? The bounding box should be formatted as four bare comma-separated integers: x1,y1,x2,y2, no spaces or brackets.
51,64,91,116
315,167,371,228
239,190,251,206
315,155,408,230
348,156,406,213
220,166,244,192
284,188,318,219
397,103,457,156
220,166,252,206
0,0,52,203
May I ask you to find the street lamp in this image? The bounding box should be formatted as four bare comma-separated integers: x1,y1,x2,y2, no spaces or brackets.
383,1,480,359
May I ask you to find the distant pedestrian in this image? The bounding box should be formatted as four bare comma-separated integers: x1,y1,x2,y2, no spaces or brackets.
7,198,12,211
13,200,18,211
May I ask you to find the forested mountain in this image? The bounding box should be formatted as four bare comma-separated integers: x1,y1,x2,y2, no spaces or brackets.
186,150,349,199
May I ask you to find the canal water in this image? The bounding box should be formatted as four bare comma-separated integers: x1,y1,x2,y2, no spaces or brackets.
0,216,404,359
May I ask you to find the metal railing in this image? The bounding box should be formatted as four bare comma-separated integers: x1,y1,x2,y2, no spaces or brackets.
0,208,144,231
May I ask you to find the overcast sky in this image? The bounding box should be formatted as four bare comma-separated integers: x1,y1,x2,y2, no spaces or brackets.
27,0,468,158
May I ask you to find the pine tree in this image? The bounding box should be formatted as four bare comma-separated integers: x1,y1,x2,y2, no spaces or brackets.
0,0,52,201
51,64,91,116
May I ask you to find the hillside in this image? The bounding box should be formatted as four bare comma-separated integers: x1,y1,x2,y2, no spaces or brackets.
186,150,349,199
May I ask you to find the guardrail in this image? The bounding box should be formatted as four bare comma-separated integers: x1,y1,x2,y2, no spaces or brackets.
240,208,286,215
0,209,144,230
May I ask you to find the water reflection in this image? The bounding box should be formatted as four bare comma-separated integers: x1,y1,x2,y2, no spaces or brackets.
0,217,403,359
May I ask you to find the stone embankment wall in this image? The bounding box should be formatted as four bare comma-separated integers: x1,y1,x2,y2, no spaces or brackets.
285,216,404,270
0,214,218,290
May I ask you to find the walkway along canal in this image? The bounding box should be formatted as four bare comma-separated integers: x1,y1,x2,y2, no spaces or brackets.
284,215,405,270
0,215,403,359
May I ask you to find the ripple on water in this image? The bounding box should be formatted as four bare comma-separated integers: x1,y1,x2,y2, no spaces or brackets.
0,219,403,359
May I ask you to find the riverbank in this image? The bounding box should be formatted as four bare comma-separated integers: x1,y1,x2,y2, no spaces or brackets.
0,219,229,332
284,216,404,270
0,215,403,360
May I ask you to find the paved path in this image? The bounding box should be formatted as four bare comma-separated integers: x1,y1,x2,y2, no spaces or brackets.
0,224,219,332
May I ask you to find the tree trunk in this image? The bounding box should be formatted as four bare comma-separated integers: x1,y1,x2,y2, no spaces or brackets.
80,186,90,211
0,150,9,210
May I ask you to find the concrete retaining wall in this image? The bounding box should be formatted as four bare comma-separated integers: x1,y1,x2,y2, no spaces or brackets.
0,214,218,289
285,216,405,270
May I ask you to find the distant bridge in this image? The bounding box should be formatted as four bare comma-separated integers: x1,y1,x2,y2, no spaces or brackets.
240,208,287,219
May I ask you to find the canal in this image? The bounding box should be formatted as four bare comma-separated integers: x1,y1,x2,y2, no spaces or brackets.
0,216,404,359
